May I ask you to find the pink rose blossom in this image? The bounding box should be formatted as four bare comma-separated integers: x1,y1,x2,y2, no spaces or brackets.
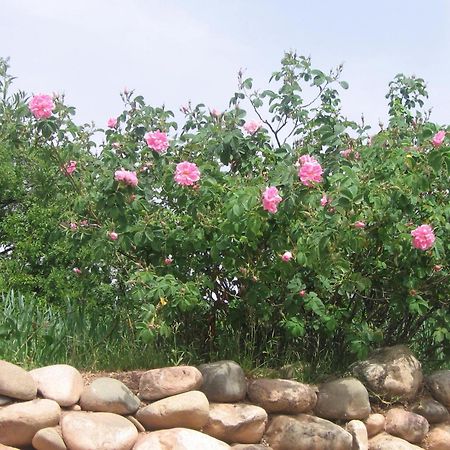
340,149,353,159
164,257,173,265
108,231,118,241
298,161,323,187
243,120,262,135
299,155,317,165
281,251,293,262
73,267,81,275
210,108,221,117
107,117,118,128
70,222,78,230
174,161,201,186
145,130,169,153
320,194,329,207
114,169,138,187
62,161,77,176
433,264,443,272
432,130,446,148
299,290,306,297
354,221,366,229
28,94,55,119
411,224,435,250
262,186,282,213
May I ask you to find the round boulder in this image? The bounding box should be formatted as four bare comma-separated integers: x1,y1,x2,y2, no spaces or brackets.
80,377,140,415
314,377,370,420
32,426,66,450
29,364,83,407
136,390,209,430
198,361,246,402
203,403,268,444
424,424,450,450
351,345,422,401
138,366,202,401
0,360,37,400
61,411,138,450
385,408,429,444
426,370,450,407
369,432,424,449
133,428,230,449
346,420,368,450
411,397,449,424
247,378,316,414
264,414,352,450
364,413,385,438
0,398,60,447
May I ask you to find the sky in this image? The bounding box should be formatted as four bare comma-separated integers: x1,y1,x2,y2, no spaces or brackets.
2,0,450,133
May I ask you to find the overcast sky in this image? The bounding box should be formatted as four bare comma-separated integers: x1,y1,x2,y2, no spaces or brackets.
2,0,450,132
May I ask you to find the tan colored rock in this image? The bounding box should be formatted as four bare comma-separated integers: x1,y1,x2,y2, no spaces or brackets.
203,403,267,444
0,398,60,447
0,360,37,400
61,411,138,450
133,428,230,449
351,345,422,401
139,366,202,401
365,414,385,438
385,408,429,444
424,423,450,450
80,377,140,414
30,364,83,407
32,426,67,450
315,378,371,420
426,370,450,407
247,378,316,414
0,445,21,450
347,420,369,450
368,432,424,449
136,390,209,430
264,414,352,450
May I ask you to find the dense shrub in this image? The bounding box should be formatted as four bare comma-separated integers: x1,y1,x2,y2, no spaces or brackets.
1,52,449,370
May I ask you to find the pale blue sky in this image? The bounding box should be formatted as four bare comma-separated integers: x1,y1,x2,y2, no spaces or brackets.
2,0,450,131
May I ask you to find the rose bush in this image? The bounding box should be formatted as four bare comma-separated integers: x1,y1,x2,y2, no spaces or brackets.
1,52,449,369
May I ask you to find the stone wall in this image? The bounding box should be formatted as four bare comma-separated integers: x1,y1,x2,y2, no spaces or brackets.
0,345,450,449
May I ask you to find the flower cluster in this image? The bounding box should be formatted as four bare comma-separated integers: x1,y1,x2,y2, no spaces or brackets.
432,130,445,148
340,148,360,160
114,169,138,187
145,130,169,153
298,155,323,187
28,94,55,119
411,224,435,250
174,161,200,186
262,186,282,213
62,161,77,176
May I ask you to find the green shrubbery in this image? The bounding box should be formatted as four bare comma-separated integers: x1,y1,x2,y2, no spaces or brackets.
1,53,449,372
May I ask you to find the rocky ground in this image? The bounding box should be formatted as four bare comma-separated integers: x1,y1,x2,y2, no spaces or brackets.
1,345,450,449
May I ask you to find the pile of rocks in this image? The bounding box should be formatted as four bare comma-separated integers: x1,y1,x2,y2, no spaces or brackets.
1,345,450,449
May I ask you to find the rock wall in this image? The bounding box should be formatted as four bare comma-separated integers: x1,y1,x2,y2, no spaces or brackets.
0,345,449,449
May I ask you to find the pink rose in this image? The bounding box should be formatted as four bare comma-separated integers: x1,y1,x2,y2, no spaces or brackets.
210,108,221,117
262,186,282,213
114,169,138,187
70,222,78,230
164,257,173,265
107,117,118,128
174,161,201,186
281,251,293,262
340,149,352,159
320,194,329,207
432,130,446,148
108,231,118,241
73,267,81,275
145,130,169,153
411,224,435,250
28,94,55,119
299,290,306,297
243,120,262,135
354,221,366,229
62,161,77,176
298,161,323,187
299,155,317,165
433,265,443,272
